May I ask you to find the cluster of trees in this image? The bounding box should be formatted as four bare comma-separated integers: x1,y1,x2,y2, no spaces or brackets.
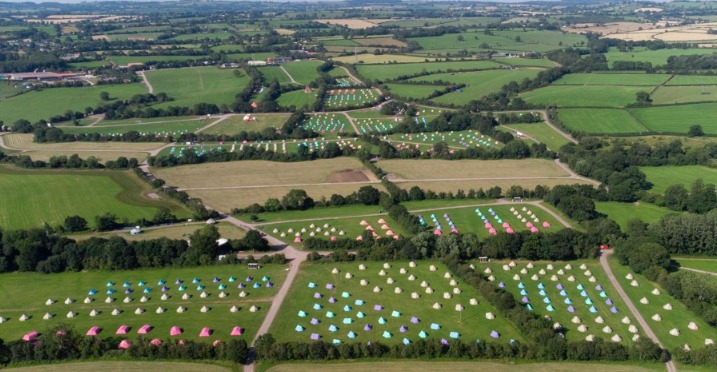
0,152,136,171
649,179,717,214
648,212,717,256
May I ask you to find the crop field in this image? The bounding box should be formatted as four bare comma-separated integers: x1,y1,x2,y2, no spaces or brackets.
385,130,499,151
355,60,500,81
521,86,646,108
0,264,287,343
269,261,524,345
261,215,409,245
201,113,291,135
60,118,208,137
631,103,717,134
639,166,717,194
551,73,669,86
266,361,662,372
277,89,317,109
323,88,380,109
385,83,447,100
482,260,642,344
416,69,543,105
415,204,563,238
69,221,247,242
492,57,557,68
11,362,233,372
667,75,717,85
500,123,570,151
145,67,251,108
605,47,716,67
377,159,569,181
0,84,146,124
650,86,717,105
557,108,648,134
0,166,188,231
594,202,675,229
259,66,293,85
281,61,323,85
609,260,717,350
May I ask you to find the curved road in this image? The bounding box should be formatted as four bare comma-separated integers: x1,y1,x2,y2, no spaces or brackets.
600,249,677,372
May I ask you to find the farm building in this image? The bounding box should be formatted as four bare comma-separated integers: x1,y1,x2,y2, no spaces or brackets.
4,72,82,81
247,60,268,66
267,57,292,65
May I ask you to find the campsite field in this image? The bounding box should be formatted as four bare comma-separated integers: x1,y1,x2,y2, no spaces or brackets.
355,60,500,81
200,113,291,135
521,86,645,108
68,221,247,242
265,361,663,372
608,259,717,350
557,108,648,134
277,90,317,109
0,264,287,342
269,261,524,345
500,122,570,151
144,67,251,108
482,260,643,344
240,204,385,223
60,117,208,137
594,202,675,229
639,165,717,194
281,61,323,85
10,362,234,372
0,166,188,231
384,130,500,151
631,103,717,134
260,215,409,246
0,84,146,124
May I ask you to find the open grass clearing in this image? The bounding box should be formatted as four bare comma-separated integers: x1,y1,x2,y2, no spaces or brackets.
265,361,662,372
277,90,318,109
9,362,234,372
557,108,648,134
281,61,323,85
385,83,447,100
108,55,209,65
650,85,717,105
200,113,291,136
409,30,586,53
631,103,717,134
521,86,646,108
492,57,557,68
60,119,207,137
377,159,569,180
501,122,570,151
595,202,676,230
674,258,717,273
356,60,500,81
68,221,246,242
145,67,250,108
241,204,385,224
608,259,717,350
640,165,717,194
269,261,524,345
552,73,669,86
0,165,189,231
74,116,202,127
0,264,286,342
667,75,717,85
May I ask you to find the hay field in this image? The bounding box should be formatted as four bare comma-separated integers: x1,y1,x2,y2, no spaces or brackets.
565,22,656,36
145,67,251,108
377,159,569,180
332,54,441,64
316,19,378,29
11,362,233,372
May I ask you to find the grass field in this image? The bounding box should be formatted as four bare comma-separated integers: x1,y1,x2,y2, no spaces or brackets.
605,47,717,67
557,108,648,134
552,73,669,86
650,86,717,105
501,123,570,151
0,84,146,124
265,361,662,372
595,202,676,229
377,159,569,180
409,30,586,54
277,90,318,109
385,83,448,100
608,259,717,350
521,86,646,108
667,75,717,85
281,61,323,85
493,57,557,68
200,113,291,135
631,103,717,134
240,204,385,224
0,165,188,231
60,118,208,137
108,55,210,65
68,221,246,242
10,362,234,372
356,60,500,81
640,166,717,194
145,67,250,108
0,264,286,343
259,66,294,85
675,258,717,273
269,261,524,345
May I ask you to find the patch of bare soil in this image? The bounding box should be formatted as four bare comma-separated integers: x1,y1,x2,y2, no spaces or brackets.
328,169,371,183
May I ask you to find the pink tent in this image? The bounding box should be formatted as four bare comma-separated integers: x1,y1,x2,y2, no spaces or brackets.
213,340,222,347
170,326,182,336
506,228,514,234
178,339,186,346
502,222,510,228
371,232,378,237
484,223,492,229
365,226,374,231
378,219,387,224
116,325,129,335
530,227,539,233
359,220,368,226
56,330,66,336
542,221,551,228
380,224,390,230
393,235,399,240
137,324,152,335
451,228,459,234
150,339,162,346
294,237,302,243
22,331,38,342
118,340,132,349
231,326,243,336
385,230,395,236
488,228,497,234
526,222,534,228
434,229,442,236
199,327,212,337
330,236,337,241
86,326,100,336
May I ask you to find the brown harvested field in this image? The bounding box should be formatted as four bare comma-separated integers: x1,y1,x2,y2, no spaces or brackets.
328,169,377,183
354,37,407,47
606,22,717,42
565,22,655,36
377,159,569,180
331,54,441,64
316,19,378,29
398,179,592,194
274,28,296,35
92,35,110,40
153,158,369,189
3,134,162,152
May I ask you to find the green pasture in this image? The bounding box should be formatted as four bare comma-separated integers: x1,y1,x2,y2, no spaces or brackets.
259,66,294,85
500,122,570,151
356,60,500,81
108,55,208,65
650,86,717,105
277,90,318,109
69,60,111,69
557,108,647,134
106,25,171,34
9,362,233,372
0,82,27,99
482,260,642,344
281,61,324,85
0,84,146,124
0,264,287,342
145,67,251,108
414,204,562,239
172,32,234,41
200,113,291,136
674,258,717,273
386,83,447,100
631,103,717,134
60,118,208,137
492,57,557,68
667,75,717,85
321,39,358,47
105,33,165,41
75,116,200,127
211,44,243,53
594,202,676,230
552,73,669,86
608,259,717,350
409,29,585,54
521,85,646,108
417,69,543,106
0,166,189,231
605,47,716,67
265,361,663,372
639,165,717,194
269,261,524,345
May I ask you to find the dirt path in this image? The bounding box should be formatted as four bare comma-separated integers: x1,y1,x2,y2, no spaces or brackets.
280,65,300,85
599,250,677,372
138,70,154,94
681,267,717,276
195,114,236,134
86,114,105,127
339,112,361,134
339,66,364,85
553,159,601,186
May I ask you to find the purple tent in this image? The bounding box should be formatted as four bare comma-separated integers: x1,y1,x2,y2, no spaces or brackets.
374,305,383,311
175,279,183,285
326,284,334,290
329,297,336,304
399,325,407,333
556,283,564,290
490,330,500,339
266,282,273,288
238,283,245,289
124,289,132,294
364,324,372,331
410,317,420,324
441,339,449,345
310,333,320,340
595,285,603,291
245,276,253,282
606,298,613,305
314,292,322,299
568,305,575,313
213,277,220,283
610,306,619,313
310,318,320,325
161,286,169,292
521,296,530,303
498,282,505,288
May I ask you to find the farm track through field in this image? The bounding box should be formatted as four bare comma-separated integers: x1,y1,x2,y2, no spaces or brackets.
194,114,235,133
279,65,300,85
680,267,717,276
600,250,677,372
138,70,154,94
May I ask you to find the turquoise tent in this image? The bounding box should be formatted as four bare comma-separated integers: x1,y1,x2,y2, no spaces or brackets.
430,323,441,330
537,283,545,289
326,311,335,318
518,282,525,289
449,331,460,339
559,290,567,297
538,290,547,297
419,330,428,338
585,298,593,305
543,297,551,304
589,306,598,313
295,325,305,332
298,310,307,317
599,291,607,298
564,298,572,304
343,318,353,324
580,290,588,297
313,304,322,310
329,325,338,332
332,339,341,344
520,289,528,296
357,312,365,318
379,317,387,324
546,304,555,311
348,331,357,339
341,292,350,298
391,310,401,317
402,338,411,345
577,284,584,290
383,331,392,339
526,304,534,311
